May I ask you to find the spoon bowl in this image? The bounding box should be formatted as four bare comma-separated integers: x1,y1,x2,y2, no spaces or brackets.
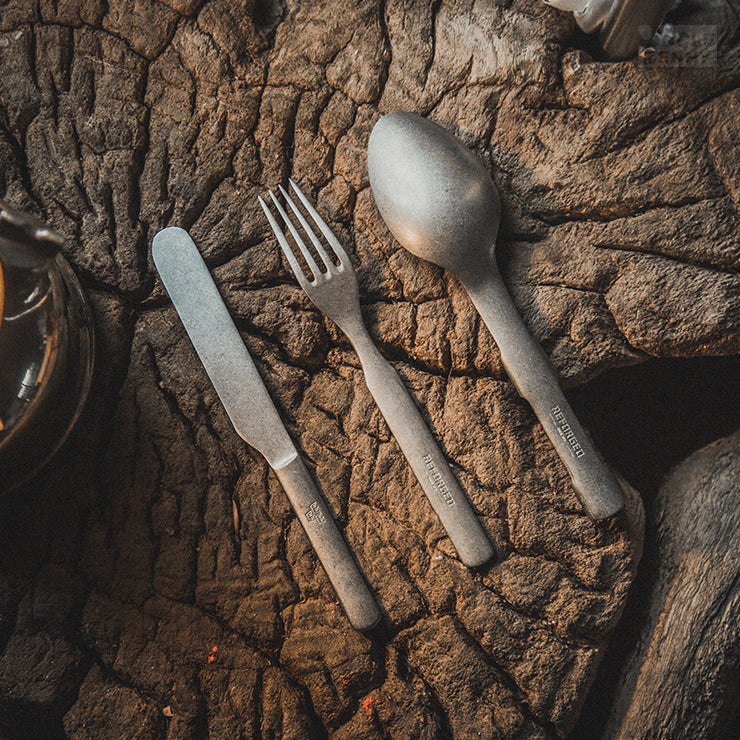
367,112,624,520
368,112,500,279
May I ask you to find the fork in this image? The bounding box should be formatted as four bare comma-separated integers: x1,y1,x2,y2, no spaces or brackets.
259,180,495,568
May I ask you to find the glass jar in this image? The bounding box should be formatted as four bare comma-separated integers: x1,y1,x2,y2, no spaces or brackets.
0,203,94,494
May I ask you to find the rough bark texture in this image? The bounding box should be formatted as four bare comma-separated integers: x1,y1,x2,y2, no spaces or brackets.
603,432,740,739
0,0,738,738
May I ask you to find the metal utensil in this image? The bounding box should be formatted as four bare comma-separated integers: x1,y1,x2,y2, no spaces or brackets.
367,113,624,520
259,180,495,568
152,227,380,631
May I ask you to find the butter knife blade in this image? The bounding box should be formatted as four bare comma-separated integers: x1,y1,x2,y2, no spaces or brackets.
152,226,295,467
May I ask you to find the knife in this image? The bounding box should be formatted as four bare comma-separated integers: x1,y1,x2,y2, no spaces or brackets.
152,227,380,631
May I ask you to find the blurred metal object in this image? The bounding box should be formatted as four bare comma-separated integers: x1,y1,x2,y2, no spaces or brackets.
545,0,615,33
0,202,94,494
600,0,677,60
0,204,64,269
545,0,676,60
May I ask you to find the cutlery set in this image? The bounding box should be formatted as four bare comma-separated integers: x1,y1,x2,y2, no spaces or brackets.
153,113,624,630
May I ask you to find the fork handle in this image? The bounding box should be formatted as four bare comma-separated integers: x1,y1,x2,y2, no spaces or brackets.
274,455,381,631
350,331,495,567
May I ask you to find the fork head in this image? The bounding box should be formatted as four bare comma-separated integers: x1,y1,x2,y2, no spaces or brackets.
259,179,361,324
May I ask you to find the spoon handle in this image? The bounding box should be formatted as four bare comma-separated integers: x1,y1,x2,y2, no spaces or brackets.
349,328,495,567
464,271,624,519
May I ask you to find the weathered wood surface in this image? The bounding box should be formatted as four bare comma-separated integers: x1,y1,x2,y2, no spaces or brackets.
604,432,740,739
0,0,738,737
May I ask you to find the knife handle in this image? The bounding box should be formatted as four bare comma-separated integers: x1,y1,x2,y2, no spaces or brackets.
274,455,381,631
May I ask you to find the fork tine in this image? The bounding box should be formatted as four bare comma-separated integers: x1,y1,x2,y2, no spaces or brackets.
258,194,313,287
278,184,335,273
288,178,351,265
267,190,323,282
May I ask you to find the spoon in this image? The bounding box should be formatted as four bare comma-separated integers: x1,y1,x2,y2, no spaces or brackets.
367,112,623,520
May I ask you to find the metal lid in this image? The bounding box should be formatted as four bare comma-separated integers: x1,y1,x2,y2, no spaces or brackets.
0,201,63,269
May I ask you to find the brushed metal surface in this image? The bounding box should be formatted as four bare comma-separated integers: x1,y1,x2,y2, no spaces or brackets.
152,227,296,468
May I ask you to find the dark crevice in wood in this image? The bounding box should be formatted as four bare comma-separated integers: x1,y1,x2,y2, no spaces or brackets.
567,355,740,738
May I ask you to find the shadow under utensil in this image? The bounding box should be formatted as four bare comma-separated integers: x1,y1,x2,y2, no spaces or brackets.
566,355,739,501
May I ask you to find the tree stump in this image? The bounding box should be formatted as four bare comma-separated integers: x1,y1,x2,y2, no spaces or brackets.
0,0,738,737
604,432,740,739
